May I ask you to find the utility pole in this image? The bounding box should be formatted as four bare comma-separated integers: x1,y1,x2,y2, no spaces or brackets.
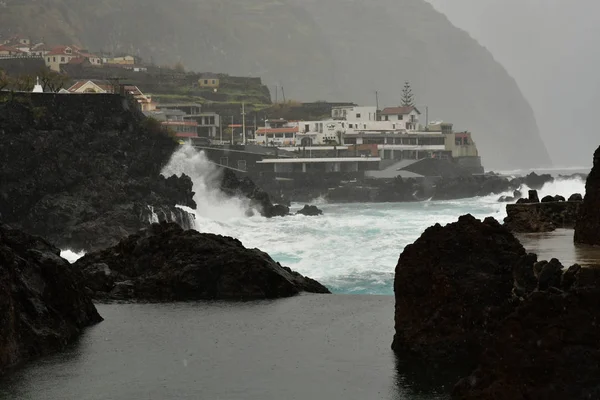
231,115,234,144
281,86,286,103
274,85,278,103
253,114,257,140
375,91,379,120
242,102,246,146
219,115,223,144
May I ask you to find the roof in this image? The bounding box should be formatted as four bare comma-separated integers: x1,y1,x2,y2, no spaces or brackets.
46,46,74,56
256,127,299,134
67,80,113,93
0,45,24,53
380,106,421,115
199,72,219,79
257,157,381,164
67,57,89,65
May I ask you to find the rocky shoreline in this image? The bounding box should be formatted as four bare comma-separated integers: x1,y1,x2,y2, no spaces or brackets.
74,221,330,301
0,224,102,376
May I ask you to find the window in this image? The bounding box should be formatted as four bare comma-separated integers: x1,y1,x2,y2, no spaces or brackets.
284,133,294,138
204,80,208,84
237,160,247,171
349,124,354,128
356,113,361,118
209,116,215,125
399,115,404,120
212,80,216,84
305,124,310,132
61,57,65,62
275,133,283,138
47,57,50,62
385,116,389,121
53,57,56,62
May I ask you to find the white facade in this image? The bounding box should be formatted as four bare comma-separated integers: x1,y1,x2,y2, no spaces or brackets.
332,106,378,122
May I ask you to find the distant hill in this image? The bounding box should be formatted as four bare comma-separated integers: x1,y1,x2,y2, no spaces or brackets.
0,0,551,169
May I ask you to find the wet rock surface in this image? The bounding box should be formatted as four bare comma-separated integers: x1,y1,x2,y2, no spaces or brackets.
0,225,102,376
0,95,195,252
392,214,526,361
575,145,600,245
393,212,600,400
74,222,330,301
296,205,323,216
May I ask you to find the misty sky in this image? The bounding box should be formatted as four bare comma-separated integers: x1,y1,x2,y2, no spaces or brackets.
426,0,600,167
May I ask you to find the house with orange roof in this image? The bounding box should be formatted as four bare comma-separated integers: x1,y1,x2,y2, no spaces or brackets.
45,46,102,71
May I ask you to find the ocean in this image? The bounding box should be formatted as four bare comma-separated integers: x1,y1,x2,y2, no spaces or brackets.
10,146,593,400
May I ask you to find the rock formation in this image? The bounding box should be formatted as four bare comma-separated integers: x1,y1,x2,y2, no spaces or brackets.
392,214,526,361
220,169,290,218
0,225,102,376
296,205,323,216
575,145,600,245
504,201,581,233
454,257,600,400
0,94,195,252
393,212,600,399
74,222,330,301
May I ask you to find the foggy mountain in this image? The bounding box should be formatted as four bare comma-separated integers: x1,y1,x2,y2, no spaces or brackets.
1,0,552,169
426,0,600,167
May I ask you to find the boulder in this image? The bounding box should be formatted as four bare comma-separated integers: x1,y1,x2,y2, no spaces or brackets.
296,205,324,216
74,222,330,301
541,195,555,203
568,193,583,202
575,145,600,245
513,172,554,190
0,225,102,376
392,215,525,362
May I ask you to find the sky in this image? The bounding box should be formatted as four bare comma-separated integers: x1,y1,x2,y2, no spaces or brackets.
426,0,600,167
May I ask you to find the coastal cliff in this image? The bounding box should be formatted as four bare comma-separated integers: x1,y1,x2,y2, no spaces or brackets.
574,145,600,245
0,93,195,252
2,0,550,168
0,225,102,376
74,221,330,301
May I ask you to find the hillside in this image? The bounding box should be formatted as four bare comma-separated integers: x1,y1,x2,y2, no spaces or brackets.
0,0,550,169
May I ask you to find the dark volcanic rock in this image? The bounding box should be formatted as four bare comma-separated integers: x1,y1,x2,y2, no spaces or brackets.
220,168,289,218
296,205,323,216
504,201,581,233
528,189,540,203
512,172,554,190
392,214,525,362
575,145,600,245
454,265,600,400
74,222,330,301
0,94,195,252
0,225,102,376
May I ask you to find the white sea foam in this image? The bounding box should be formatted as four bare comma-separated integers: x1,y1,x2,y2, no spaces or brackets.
60,249,86,263
163,148,588,294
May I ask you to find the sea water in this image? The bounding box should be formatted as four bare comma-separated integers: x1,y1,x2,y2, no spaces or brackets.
159,145,589,295
23,147,589,400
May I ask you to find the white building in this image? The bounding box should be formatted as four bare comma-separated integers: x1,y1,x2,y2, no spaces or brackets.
332,105,378,122
379,106,421,130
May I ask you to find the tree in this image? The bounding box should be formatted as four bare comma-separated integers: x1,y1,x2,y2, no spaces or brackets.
39,69,68,92
0,69,8,92
12,74,35,92
401,81,415,107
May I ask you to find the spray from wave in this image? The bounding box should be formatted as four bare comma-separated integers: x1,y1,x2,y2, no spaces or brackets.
60,250,85,263
161,144,256,225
